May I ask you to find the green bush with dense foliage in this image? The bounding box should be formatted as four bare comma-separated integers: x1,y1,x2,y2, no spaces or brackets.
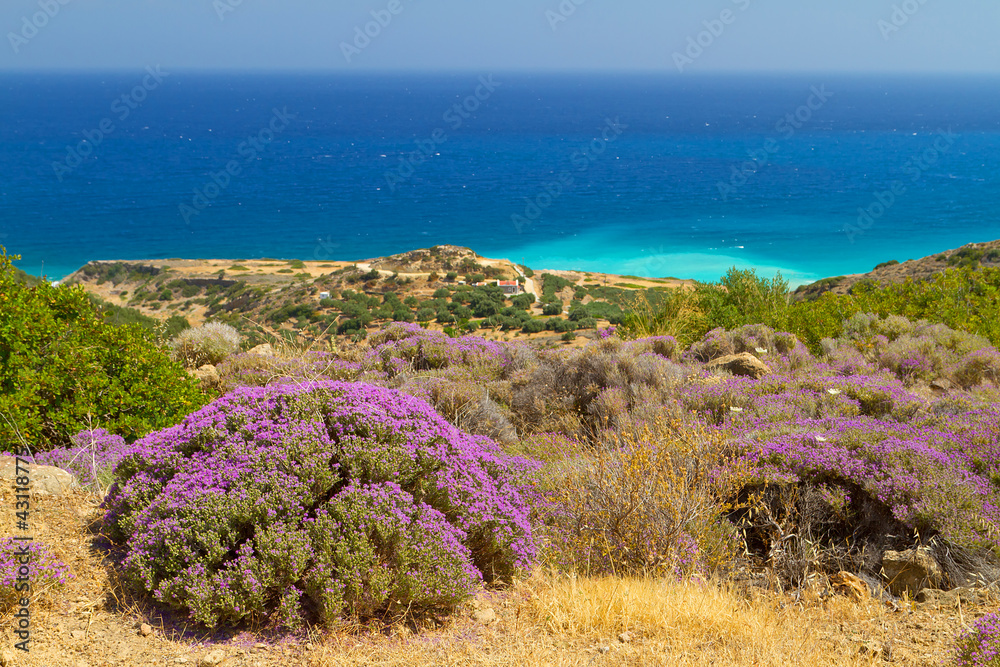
618,265,1000,354
0,249,207,451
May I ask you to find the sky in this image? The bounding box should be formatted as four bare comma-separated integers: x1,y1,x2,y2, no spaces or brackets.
1,0,998,72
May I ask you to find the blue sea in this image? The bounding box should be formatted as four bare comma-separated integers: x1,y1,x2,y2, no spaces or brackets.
2,72,999,285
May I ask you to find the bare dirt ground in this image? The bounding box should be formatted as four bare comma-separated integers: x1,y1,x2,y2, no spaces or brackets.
2,481,995,667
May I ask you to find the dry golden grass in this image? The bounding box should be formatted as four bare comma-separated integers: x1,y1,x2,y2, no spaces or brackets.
303,571,903,667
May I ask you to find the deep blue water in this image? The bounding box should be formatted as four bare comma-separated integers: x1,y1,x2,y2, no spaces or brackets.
2,72,999,284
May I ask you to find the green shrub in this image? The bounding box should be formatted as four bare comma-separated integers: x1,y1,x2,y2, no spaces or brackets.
511,293,535,310
696,268,790,332
470,286,505,318
0,250,206,451
546,318,577,333
521,319,546,334
163,315,191,339
540,273,573,299
542,303,562,316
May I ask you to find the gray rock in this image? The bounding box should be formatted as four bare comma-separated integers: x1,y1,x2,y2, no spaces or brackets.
0,456,78,496
705,352,772,379
882,547,942,596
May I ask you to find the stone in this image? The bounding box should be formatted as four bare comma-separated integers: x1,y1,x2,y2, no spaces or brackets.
471,607,497,625
253,643,267,650
618,631,634,643
0,649,16,666
189,364,220,389
200,649,226,666
915,587,985,607
0,456,78,496
882,547,942,596
830,571,869,601
174,659,189,665
248,343,275,357
70,630,86,640
140,623,153,636
930,379,953,394
705,353,772,380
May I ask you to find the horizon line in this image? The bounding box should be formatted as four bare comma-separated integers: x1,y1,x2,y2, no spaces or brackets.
2,67,1000,77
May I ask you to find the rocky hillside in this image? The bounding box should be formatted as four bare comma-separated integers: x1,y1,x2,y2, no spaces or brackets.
794,239,1000,301
63,248,692,349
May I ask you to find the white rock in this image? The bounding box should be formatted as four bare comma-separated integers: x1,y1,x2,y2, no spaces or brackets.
0,456,78,496
200,649,226,666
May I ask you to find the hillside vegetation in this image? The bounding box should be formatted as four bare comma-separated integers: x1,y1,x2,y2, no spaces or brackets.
8,241,1000,665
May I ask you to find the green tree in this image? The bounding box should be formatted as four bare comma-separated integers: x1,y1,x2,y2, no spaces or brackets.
470,286,505,318
0,249,207,451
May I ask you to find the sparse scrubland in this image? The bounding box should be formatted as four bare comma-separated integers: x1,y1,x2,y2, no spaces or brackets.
8,245,1000,665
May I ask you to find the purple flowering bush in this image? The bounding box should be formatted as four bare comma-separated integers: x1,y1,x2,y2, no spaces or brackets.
743,415,1000,551
681,372,923,426
953,612,1000,666
685,325,814,373
366,322,512,379
103,381,540,629
216,350,368,392
824,314,1000,388
0,538,73,611
33,428,129,491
